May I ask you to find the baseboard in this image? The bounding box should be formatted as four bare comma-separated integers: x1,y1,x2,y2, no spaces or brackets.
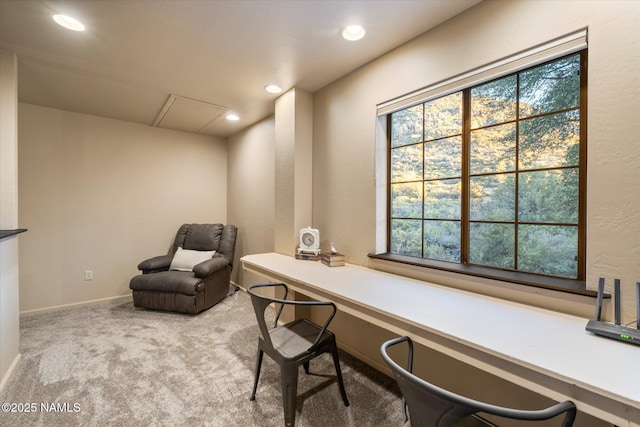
20,294,133,316
0,352,21,394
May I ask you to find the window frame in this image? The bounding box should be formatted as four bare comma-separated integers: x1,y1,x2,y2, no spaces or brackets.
373,50,590,296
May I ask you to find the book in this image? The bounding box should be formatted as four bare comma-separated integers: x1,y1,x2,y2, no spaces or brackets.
322,252,345,260
295,252,321,261
321,252,345,267
322,259,345,267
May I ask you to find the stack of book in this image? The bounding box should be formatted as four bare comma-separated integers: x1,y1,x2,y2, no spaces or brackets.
295,252,321,261
321,252,345,267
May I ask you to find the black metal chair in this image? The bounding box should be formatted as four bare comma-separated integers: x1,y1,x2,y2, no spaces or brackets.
380,336,576,427
247,283,349,427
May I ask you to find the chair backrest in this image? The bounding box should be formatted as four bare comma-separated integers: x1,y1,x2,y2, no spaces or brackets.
247,283,288,351
170,223,237,266
380,336,576,427
247,283,337,355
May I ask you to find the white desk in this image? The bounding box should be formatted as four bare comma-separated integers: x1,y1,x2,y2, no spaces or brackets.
241,252,640,426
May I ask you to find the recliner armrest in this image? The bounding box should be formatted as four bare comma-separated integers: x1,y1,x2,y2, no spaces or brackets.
193,257,229,278
138,254,173,273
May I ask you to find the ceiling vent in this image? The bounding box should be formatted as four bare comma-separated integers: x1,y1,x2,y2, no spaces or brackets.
152,94,229,134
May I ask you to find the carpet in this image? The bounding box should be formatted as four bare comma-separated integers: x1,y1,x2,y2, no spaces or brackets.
0,290,403,427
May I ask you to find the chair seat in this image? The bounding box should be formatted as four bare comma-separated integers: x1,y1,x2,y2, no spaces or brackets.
270,319,333,358
130,270,204,296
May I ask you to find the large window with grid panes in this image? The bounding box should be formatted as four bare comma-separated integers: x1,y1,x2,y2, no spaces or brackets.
388,51,586,283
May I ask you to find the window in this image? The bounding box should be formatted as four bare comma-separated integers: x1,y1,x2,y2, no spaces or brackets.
387,51,586,284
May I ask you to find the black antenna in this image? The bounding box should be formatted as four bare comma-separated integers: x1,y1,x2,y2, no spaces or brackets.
614,279,621,325
636,282,639,329
594,277,605,321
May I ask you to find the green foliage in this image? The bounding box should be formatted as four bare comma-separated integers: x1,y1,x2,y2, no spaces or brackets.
391,105,423,148
518,169,578,224
471,75,517,128
518,225,578,278
469,223,515,269
470,174,515,221
424,221,460,262
390,219,422,257
391,182,422,218
424,92,462,141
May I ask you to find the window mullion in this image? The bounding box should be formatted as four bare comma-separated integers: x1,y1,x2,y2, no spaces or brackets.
386,114,392,253
421,103,426,259
577,50,588,281
461,89,471,264
514,73,521,271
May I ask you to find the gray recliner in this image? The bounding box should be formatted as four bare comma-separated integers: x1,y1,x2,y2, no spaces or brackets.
129,223,237,314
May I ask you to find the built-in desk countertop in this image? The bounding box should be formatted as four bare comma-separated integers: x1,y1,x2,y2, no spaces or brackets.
241,252,640,426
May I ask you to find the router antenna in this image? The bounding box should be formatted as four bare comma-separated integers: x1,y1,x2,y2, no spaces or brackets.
594,277,605,321
614,279,621,325
636,282,640,329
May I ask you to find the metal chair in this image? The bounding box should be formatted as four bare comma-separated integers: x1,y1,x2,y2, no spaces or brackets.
247,283,349,427
380,336,576,427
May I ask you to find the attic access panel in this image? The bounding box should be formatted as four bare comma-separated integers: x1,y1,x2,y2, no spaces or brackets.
152,94,229,134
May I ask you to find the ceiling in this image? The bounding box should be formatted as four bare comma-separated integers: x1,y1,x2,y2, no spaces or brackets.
0,0,480,138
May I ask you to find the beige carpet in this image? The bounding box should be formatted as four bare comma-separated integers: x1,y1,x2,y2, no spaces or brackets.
0,290,403,427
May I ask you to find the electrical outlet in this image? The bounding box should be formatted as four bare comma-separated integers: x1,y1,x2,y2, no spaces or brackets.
84,270,93,281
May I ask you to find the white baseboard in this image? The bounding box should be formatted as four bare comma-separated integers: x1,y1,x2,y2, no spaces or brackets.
0,352,21,394
20,294,133,317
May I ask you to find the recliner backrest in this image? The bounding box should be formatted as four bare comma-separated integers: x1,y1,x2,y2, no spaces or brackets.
169,223,237,266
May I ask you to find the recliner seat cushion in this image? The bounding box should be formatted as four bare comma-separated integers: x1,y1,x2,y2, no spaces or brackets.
130,271,204,296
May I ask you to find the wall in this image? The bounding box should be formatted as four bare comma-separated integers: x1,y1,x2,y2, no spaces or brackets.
0,50,21,392
274,89,314,256
313,0,640,322
18,104,227,313
227,116,276,285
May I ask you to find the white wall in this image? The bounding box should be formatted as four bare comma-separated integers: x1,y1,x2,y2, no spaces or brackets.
0,50,21,392
227,116,276,285
18,104,228,312
313,0,640,322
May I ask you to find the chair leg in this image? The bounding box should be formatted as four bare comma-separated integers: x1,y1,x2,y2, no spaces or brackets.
303,361,310,374
250,349,264,401
281,365,299,427
331,345,349,407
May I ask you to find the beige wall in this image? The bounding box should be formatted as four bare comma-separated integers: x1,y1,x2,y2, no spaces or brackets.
18,104,228,312
313,0,640,323
227,116,276,285
274,88,314,256
0,50,21,392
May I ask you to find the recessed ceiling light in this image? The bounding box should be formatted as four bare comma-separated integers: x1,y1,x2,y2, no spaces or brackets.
226,113,240,121
53,14,85,32
342,25,365,41
265,85,283,94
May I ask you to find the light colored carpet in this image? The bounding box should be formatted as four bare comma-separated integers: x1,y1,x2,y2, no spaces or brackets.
0,290,403,427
